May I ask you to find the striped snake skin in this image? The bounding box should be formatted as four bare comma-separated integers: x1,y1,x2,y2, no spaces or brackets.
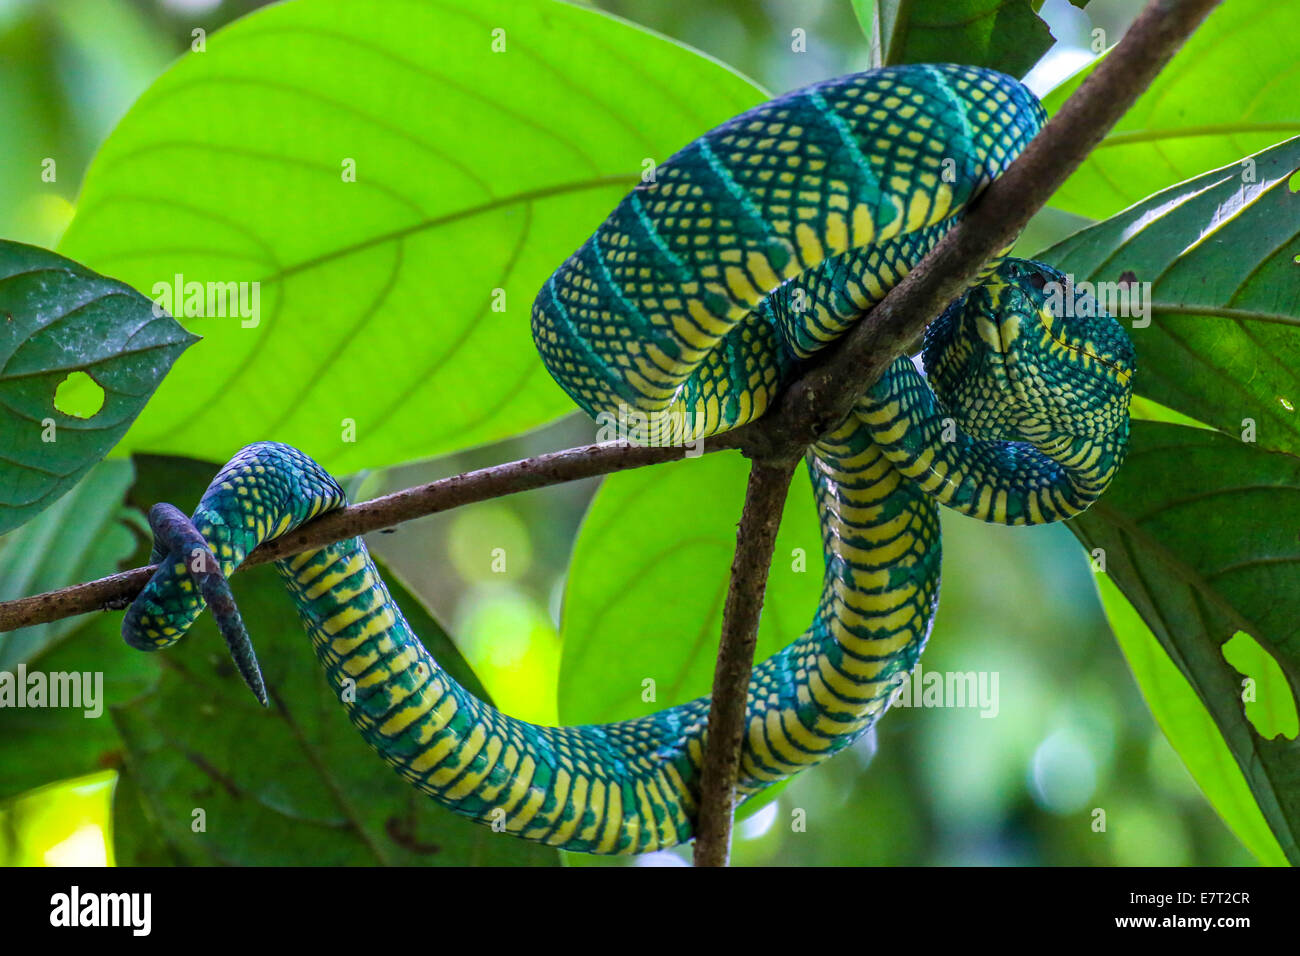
123,64,1135,855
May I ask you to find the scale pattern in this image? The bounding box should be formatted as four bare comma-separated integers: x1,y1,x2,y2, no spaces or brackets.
123,64,1135,855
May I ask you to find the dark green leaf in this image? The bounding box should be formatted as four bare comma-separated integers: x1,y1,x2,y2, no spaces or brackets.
0,240,195,534
1042,137,1300,458
1071,422,1300,863
105,454,550,865
109,768,187,866
871,0,1054,77
1094,574,1287,865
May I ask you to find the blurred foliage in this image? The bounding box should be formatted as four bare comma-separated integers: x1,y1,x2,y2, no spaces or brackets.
1044,0,1300,220
870,0,1055,77
0,0,1278,868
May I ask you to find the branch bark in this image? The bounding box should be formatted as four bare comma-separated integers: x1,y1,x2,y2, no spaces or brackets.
692,457,798,866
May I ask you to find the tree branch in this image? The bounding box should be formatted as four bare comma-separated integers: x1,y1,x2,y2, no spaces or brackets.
692,457,798,866
0,439,718,632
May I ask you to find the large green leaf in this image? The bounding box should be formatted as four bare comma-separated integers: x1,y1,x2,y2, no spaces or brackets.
1042,137,1300,458
58,0,766,473
867,0,1054,77
1044,0,1300,220
559,452,822,727
0,240,195,534
1070,423,1300,863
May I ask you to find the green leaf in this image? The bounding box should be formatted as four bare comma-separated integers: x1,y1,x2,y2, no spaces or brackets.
869,0,1054,77
110,560,555,865
850,0,875,45
0,458,154,801
1041,137,1300,458
58,0,767,474
1070,422,1300,863
560,452,821,724
109,767,186,866
1094,574,1287,866
0,602,160,802
0,460,139,669
0,240,195,534
558,451,822,820
1043,0,1300,220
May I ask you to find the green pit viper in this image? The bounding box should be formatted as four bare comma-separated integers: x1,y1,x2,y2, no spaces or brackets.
123,63,1135,855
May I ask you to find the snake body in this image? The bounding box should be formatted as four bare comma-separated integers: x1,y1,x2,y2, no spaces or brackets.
123,65,1135,854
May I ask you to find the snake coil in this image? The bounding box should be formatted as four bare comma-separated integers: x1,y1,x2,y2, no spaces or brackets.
123,64,1134,855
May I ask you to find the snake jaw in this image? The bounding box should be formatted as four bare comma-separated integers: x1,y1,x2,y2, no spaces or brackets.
144,503,269,707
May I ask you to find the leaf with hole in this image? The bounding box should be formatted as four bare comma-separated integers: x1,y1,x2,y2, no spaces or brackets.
0,240,196,536
1094,574,1287,866
58,0,767,473
1071,422,1300,863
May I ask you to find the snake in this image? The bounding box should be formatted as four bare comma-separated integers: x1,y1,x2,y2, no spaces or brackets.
122,64,1135,856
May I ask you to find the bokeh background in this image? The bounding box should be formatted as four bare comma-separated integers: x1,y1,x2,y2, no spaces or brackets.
0,0,1258,865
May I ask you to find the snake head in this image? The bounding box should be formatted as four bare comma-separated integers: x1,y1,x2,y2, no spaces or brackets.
923,258,1136,442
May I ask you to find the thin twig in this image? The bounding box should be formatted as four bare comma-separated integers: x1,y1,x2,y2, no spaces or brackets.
692,457,798,866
